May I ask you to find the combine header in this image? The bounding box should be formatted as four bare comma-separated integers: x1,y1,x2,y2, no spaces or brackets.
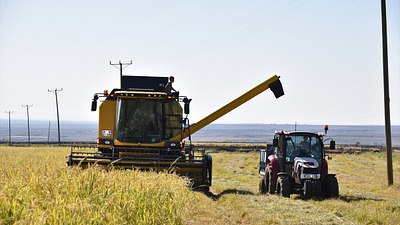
67,71,284,190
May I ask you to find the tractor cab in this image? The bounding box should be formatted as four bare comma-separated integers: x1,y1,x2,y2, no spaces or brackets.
274,132,325,172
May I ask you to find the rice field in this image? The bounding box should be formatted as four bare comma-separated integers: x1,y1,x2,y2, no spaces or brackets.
0,146,194,225
0,145,399,224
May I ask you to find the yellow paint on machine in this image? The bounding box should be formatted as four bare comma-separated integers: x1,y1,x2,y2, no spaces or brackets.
98,99,116,139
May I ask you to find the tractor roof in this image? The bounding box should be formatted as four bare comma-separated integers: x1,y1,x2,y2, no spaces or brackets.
275,131,325,137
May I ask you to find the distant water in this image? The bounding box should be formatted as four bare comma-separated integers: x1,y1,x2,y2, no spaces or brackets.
0,120,399,146
0,120,98,143
192,124,400,146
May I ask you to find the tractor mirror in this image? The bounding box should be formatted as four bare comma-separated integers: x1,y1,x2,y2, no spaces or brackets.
91,100,97,111
273,138,278,147
330,140,336,150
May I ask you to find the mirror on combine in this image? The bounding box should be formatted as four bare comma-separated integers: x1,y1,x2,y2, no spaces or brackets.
91,100,97,111
91,95,98,111
183,97,191,115
330,140,336,149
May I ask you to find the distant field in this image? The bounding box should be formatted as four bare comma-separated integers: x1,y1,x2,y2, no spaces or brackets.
1,145,399,224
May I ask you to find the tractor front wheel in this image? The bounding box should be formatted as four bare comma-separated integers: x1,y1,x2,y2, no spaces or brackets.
303,180,313,198
323,176,339,198
303,180,322,198
276,176,290,198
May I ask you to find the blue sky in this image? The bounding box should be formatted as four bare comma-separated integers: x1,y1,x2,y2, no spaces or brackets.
1,0,399,125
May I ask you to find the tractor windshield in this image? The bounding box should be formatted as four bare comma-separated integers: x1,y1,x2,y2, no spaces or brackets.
285,134,322,163
115,98,163,143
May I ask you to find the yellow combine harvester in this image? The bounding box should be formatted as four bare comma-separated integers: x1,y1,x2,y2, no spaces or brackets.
67,73,284,190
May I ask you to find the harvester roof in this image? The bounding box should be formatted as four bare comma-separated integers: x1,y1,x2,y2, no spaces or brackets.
121,75,168,92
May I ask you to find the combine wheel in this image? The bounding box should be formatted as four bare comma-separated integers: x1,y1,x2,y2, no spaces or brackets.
205,154,212,186
323,176,339,198
276,176,290,198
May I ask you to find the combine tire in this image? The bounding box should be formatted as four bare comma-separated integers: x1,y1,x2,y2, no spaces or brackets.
205,154,212,186
323,176,339,198
276,176,290,198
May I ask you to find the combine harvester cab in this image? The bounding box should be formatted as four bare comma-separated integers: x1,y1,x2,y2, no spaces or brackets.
68,72,284,191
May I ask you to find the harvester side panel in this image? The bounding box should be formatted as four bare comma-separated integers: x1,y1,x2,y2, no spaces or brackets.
98,100,116,139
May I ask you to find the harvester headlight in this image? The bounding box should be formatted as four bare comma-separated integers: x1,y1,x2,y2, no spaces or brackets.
300,173,320,180
102,130,112,137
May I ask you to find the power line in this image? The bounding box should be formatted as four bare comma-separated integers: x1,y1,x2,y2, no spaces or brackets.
22,104,33,144
110,60,132,88
48,88,63,145
4,111,14,144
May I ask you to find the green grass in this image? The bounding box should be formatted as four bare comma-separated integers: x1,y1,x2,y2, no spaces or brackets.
0,146,399,224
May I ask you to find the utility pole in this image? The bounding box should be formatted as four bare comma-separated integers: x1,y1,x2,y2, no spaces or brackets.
110,60,132,88
5,111,14,145
380,0,393,186
47,121,51,143
22,104,33,144
48,88,63,145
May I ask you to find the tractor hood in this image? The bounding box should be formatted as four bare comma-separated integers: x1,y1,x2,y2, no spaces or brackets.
294,157,319,169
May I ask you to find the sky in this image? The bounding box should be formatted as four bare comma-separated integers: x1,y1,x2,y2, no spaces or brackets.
0,0,399,126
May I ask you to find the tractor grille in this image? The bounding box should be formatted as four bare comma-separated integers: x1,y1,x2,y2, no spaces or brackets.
303,167,319,174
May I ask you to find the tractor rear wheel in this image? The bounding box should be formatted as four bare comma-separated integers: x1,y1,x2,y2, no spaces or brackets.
276,176,290,198
323,176,339,198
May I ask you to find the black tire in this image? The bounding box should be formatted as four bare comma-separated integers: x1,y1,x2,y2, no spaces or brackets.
303,180,313,198
259,176,267,194
324,176,339,198
267,168,276,194
205,154,212,186
313,180,322,197
276,176,290,198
